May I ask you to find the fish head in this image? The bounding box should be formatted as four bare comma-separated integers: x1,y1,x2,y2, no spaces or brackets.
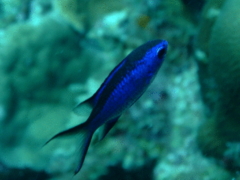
134,40,168,78
144,39,168,67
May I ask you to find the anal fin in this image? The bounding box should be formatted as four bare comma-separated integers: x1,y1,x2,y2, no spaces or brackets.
98,116,120,142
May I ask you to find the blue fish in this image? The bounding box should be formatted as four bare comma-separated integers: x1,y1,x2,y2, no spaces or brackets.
44,39,168,174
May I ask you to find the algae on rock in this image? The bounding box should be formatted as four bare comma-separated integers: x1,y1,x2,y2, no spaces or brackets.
1,16,89,106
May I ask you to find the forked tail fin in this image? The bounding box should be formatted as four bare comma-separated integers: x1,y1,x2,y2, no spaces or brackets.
43,121,94,175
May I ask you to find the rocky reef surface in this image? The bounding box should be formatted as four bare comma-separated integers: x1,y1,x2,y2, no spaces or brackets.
0,0,239,179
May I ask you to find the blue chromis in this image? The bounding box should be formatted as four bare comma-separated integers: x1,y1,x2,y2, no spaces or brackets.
44,39,168,174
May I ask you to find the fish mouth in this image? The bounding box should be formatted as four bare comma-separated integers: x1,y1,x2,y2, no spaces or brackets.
157,40,168,58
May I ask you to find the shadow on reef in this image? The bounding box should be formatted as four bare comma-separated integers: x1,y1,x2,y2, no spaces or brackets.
0,162,50,180
98,159,156,180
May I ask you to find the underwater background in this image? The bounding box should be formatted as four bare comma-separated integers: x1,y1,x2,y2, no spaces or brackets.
0,0,240,179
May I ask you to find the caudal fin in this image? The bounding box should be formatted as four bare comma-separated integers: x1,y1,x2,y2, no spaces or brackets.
43,122,94,175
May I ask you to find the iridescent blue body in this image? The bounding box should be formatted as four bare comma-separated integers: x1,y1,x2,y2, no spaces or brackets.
44,40,168,175
90,40,168,127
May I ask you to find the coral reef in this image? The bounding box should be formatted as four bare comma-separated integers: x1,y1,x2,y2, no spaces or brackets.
196,0,240,172
0,161,49,180
0,0,238,179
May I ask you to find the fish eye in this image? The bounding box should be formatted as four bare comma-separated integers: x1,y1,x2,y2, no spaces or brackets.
157,47,167,58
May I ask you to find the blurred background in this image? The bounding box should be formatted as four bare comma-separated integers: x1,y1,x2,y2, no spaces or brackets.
0,0,240,179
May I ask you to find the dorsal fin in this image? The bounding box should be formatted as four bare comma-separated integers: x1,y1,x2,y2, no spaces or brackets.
73,96,95,117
